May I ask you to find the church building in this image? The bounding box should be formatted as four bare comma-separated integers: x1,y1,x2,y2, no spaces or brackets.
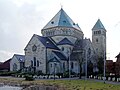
10,8,106,75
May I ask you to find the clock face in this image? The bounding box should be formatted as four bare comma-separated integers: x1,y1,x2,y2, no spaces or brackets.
32,45,37,51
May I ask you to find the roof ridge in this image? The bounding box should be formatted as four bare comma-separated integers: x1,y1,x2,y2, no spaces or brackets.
14,54,24,56
53,50,67,60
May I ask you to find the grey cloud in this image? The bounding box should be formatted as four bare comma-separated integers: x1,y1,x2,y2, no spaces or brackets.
0,0,45,61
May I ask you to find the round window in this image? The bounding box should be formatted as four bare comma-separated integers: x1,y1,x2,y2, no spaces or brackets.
32,45,37,51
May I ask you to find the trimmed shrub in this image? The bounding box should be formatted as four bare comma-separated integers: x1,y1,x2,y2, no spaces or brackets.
25,75,34,81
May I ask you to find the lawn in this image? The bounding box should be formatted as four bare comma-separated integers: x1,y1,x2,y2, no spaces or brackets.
0,78,119,90
42,80,120,90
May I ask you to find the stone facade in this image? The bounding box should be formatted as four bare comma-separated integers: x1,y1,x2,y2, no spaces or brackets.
11,8,107,75
10,54,25,71
24,35,47,74
92,19,106,58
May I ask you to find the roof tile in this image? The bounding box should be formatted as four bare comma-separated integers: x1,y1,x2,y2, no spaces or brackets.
43,8,81,30
92,19,106,30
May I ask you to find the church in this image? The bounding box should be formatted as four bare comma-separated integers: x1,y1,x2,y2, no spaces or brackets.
10,8,106,75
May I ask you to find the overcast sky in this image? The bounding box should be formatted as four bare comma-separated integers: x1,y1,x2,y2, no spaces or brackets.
0,0,120,62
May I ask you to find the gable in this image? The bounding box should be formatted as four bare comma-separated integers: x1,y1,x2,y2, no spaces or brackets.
48,57,60,63
24,34,45,51
11,55,19,64
57,38,74,45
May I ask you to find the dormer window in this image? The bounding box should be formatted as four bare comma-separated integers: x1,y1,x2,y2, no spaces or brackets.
63,20,66,23
51,21,54,24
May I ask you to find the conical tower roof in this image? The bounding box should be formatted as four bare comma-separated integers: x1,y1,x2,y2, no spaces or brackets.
42,8,81,30
92,19,106,30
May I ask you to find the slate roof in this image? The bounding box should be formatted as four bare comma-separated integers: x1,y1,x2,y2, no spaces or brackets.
14,54,25,62
53,51,67,60
48,57,60,63
92,19,106,30
36,35,60,50
82,39,91,48
42,8,81,30
57,38,74,45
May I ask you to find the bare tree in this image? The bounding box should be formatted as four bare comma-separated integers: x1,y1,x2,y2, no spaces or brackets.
71,39,84,79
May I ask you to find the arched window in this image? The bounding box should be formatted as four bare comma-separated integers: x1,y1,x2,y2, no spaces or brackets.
88,48,91,55
31,60,33,67
98,31,101,34
96,48,98,53
51,64,52,67
61,47,64,51
13,63,17,71
96,38,98,42
71,62,74,69
34,57,36,66
63,62,65,70
37,60,39,67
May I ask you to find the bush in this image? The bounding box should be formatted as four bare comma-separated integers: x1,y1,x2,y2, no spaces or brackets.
56,73,63,78
63,71,69,78
0,71,17,76
25,75,34,81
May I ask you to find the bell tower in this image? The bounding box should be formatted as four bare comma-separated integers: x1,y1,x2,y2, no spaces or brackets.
92,19,106,59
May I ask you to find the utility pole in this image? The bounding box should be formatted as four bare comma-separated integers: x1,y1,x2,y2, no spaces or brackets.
69,47,71,79
45,41,49,74
54,63,56,80
85,49,87,80
103,50,106,83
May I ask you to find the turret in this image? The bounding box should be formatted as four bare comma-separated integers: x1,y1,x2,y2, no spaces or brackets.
92,19,106,58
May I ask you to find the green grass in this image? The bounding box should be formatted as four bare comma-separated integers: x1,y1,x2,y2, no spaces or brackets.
45,80,120,90
0,78,119,90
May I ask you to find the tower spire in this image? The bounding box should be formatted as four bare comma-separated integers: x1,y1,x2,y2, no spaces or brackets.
92,19,106,30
